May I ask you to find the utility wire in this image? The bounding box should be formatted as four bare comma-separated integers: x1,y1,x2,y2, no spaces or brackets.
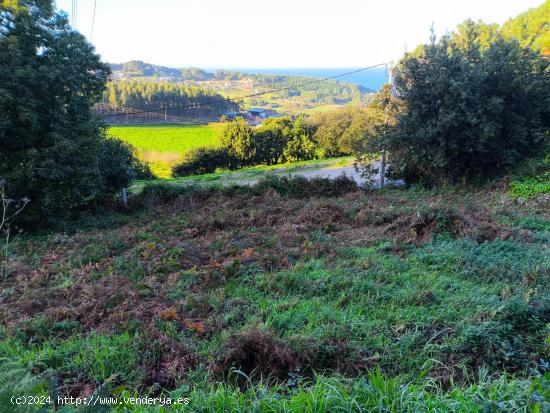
100,63,388,118
90,0,97,41
71,0,77,27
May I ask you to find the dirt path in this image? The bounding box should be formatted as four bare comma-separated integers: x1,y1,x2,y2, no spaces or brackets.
132,158,404,192
233,161,404,188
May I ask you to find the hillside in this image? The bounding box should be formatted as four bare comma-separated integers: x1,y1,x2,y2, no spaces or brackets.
502,0,550,55
1,177,549,411
107,62,374,115
2,0,549,411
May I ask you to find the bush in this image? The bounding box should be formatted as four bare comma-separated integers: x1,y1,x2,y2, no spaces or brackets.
510,172,550,199
172,147,238,177
174,116,342,177
220,118,256,166
387,32,549,185
136,184,191,208
283,134,317,162
251,175,358,198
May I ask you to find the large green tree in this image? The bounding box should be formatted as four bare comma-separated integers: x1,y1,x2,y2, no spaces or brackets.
0,0,136,226
387,31,549,185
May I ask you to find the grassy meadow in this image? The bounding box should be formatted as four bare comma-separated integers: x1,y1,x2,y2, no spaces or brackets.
1,176,549,411
109,123,224,178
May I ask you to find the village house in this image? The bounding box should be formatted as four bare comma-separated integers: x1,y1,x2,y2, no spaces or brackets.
223,107,282,125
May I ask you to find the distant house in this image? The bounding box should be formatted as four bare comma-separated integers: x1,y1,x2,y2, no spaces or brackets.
222,107,282,125
247,108,278,118
222,111,248,121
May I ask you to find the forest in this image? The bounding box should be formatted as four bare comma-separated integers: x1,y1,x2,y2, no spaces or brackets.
98,81,240,122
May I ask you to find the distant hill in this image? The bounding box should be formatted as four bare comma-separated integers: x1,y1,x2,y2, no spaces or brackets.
502,0,549,55
108,61,374,92
109,60,182,78
106,61,375,113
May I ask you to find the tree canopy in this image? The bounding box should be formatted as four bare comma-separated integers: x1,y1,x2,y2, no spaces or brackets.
0,0,141,226
101,80,240,121
502,0,550,56
386,30,549,186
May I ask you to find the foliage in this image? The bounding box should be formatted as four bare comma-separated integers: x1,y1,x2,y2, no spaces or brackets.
0,0,138,227
502,0,550,56
311,106,385,158
172,148,238,177
283,134,317,163
172,117,326,176
98,137,153,188
387,31,550,185
101,80,239,121
510,172,550,199
220,117,256,166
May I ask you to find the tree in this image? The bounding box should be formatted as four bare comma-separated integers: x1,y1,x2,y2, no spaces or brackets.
453,19,499,51
312,108,355,157
254,118,293,165
283,117,317,162
0,0,137,226
220,118,255,166
502,0,550,56
386,31,549,186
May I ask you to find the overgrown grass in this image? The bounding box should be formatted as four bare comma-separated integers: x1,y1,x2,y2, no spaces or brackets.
1,177,549,411
114,371,549,412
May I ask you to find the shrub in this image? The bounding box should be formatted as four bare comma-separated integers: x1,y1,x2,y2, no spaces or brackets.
460,321,529,369
387,32,549,185
254,118,293,165
252,175,358,198
220,117,256,166
136,184,189,207
510,172,550,199
172,147,238,177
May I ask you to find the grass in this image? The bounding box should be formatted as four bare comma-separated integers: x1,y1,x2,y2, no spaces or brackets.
108,123,224,178
1,177,549,411
107,123,355,180
510,172,550,199
130,156,354,192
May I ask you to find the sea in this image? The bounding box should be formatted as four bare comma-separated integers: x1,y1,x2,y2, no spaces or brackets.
216,67,389,91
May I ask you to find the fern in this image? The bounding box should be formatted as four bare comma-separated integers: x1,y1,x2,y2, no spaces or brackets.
0,358,51,412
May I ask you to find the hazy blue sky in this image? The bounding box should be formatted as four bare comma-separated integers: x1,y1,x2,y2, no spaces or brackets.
55,0,544,68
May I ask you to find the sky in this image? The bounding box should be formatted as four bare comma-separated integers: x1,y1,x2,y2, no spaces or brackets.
55,0,545,68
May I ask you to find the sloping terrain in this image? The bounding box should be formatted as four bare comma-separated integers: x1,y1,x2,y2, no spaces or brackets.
1,177,549,411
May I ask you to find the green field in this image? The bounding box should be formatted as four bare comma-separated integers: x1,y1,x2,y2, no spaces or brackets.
109,123,223,178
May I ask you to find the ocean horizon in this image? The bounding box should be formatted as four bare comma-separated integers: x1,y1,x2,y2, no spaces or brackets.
209,67,389,91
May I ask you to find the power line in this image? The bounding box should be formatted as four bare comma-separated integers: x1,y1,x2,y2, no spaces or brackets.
71,0,77,27
100,63,388,118
90,0,97,41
